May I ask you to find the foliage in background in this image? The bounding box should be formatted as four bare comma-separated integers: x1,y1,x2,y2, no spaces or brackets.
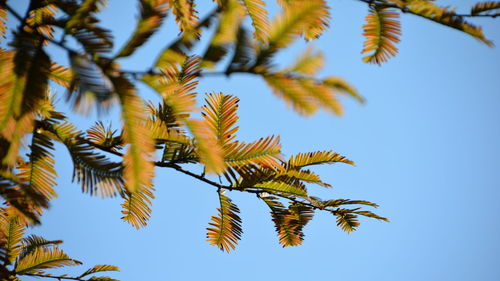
0,0,498,279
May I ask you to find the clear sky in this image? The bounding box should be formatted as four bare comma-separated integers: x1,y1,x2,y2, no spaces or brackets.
7,1,500,281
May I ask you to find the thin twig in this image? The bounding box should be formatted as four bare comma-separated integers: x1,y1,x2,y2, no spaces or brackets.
356,0,499,18
23,273,87,281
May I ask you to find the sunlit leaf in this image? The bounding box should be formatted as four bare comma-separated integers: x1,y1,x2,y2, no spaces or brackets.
115,0,169,58
206,193,243,252
362,6,401,65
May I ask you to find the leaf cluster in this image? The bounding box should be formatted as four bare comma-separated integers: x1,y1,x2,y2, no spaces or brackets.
0,208,119,281
0,0,496,258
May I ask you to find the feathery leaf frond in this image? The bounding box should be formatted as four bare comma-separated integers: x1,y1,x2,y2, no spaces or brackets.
241,0,270,42
79,264,120,278
0,6,6,40
202,0,245,68
285,47,324,76
47,62,73,89
86,121,123,152
362,6,401,65
120,184,155,229
113,75,155,194
224,136,282,169
15,247,82,274
16,131,58,203
254,0,325,68
19,235,63,260
288,150,354,168
0,212,25,264
335,209,360,233
169,0,199,33
206,193,243,252
323,76,364,103
68,53,115,113
115,0,169,58
403,0,493,46
471,1,500,16
201,93,240,148
262,196,312,247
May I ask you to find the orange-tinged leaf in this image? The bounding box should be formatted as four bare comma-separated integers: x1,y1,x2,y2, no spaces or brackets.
206,193,242,252
112,75,155,194
241,0,270,42
471,1,500,15
362,7,401,65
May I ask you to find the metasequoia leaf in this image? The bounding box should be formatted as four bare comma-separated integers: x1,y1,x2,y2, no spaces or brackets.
321,199,379,208
144,56,200,116
354,210,389,222
15,247,81,274
264,75,317,115
47,62,73,89
296,78,343,115
145,58,226,173
471,1,500,16
0,170,46,224
0,212,25,264
19,235,63,260
285,47,324,76
79,264,120,278
202,0,245,68
201,93,240,148
335,209,360,233
68,53,115,113
362,6,401,65
254,178,307,196
65,0,107,30
154,12,215,67
206,193,243,252
276,0,330,40
287,150,354,168
169,0,199,33
185,119,226,174
69,139,124,198
262,196,312,247
401,0,493,46
277,169,331,188
16,131,58,203
1,114,35,167
0,43,50,166
323,76,364,103
224,136,283,170
45,120,123,198
254,0,326,69
86,121,123,152
25,4,58,43
72,22,114,54
112,75,155,194
121,182,155,229
241,0,270,42
0,5,6,40
115,0,169,58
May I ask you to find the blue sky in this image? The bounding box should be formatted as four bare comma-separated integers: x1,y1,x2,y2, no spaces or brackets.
6,1,500,280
